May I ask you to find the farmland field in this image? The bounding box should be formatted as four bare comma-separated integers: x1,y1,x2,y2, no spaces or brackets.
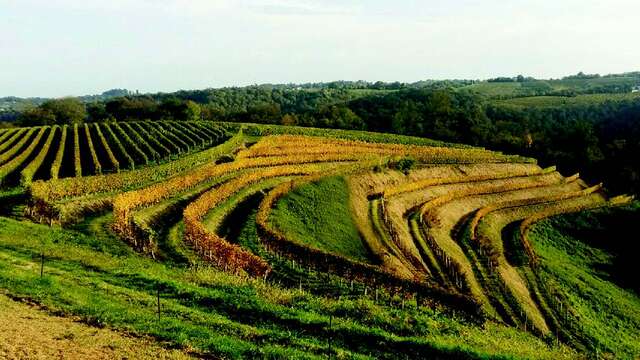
464,75,640,99
0,121,637,359
496,93,640,107
0,121,228,186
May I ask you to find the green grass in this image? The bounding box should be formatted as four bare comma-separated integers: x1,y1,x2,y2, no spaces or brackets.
528,211,640,358
551,75,640,90
232,198,376,298
0,187,26,217
270,176,374,263
0,216,578,359
202,176,294,233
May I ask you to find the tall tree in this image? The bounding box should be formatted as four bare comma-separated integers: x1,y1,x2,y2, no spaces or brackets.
40,98,87,124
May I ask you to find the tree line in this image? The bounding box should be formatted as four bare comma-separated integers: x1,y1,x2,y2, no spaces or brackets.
11,86,640,196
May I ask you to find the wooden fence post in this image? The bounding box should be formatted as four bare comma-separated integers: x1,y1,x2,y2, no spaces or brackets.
328,314,333,359
157,285,161,322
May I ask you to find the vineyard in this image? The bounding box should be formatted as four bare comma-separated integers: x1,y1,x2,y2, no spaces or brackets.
0,121,228,187
0,121,637,359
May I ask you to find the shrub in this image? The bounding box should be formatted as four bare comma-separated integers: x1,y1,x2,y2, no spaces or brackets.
395,156,417,172
216,154,235,164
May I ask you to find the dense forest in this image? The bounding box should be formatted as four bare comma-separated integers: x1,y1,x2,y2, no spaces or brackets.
4,73,640,196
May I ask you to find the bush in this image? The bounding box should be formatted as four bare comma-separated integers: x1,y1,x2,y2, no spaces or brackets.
216,154,235,164
394,156,416,173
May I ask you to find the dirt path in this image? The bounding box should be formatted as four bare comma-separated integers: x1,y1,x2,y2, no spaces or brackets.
0,293,193,360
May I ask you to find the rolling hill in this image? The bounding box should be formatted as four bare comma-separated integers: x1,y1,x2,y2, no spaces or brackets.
0,121,637,359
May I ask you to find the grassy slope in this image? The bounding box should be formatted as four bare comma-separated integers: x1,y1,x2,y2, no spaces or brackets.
270,176,374,263
0,216,578,359
528,207,640,358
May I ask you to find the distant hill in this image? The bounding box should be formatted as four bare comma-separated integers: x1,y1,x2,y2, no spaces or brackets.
0,89,136,114
463,72,640,99
3,71,639,114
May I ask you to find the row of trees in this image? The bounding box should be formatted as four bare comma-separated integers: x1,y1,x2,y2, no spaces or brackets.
18,97,204,126
487,75,536,83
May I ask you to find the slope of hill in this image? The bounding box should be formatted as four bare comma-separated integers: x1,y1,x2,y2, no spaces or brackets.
526,208,640,358
0,122,637,359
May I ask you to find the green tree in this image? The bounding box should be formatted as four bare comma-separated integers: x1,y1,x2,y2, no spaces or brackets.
106,97,158,121
281,113,298,126
247,102,281,123
18,107,57,126
392,101,421,134
159,98,202,121
184,100,201,121
87,103,110,122
201,104,226,120
39,98,87,124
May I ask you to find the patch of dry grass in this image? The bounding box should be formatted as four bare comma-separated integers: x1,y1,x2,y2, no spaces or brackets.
424,176,576,316
0,293,192,360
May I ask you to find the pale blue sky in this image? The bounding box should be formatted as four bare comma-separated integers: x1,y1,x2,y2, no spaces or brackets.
2,0,639,97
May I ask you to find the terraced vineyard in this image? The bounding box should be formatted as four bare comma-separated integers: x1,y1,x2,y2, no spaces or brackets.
0,122,637,358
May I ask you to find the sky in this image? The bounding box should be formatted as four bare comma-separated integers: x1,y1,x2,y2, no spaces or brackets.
1,0,639,97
